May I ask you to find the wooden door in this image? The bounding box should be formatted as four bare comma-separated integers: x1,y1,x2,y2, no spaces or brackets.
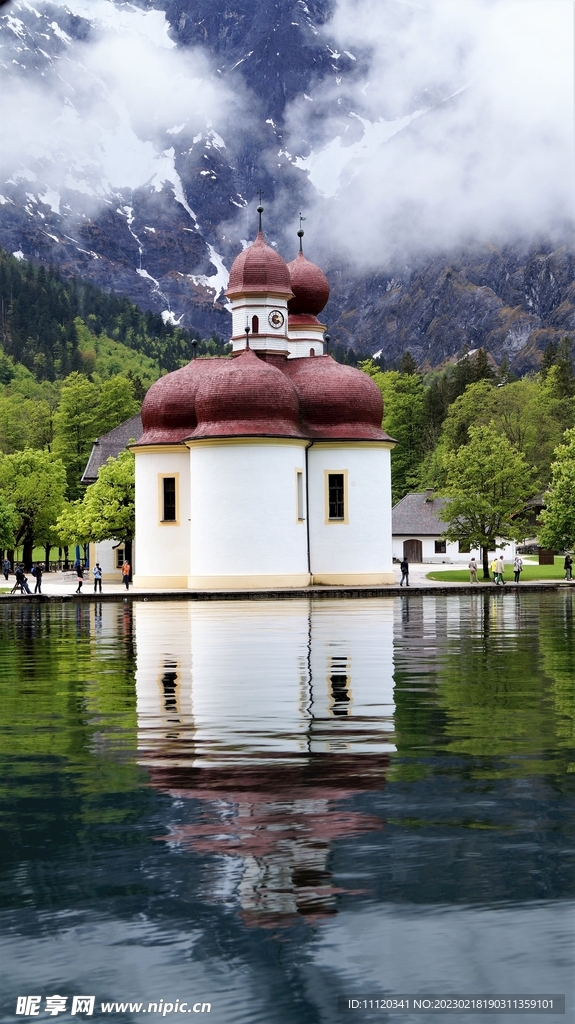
403,539,422,563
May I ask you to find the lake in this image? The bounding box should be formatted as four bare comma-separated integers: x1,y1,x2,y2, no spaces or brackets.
0,593,573,1023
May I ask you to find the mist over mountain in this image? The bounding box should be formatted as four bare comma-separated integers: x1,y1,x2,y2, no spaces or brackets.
0,0,573,370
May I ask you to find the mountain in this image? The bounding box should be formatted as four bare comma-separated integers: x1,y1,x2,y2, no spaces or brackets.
0,0,573,372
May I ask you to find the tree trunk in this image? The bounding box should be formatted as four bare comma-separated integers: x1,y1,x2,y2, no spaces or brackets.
44,545,51,573
125,538,133,580
7,549,14,573
23,535,34,571
482,544,490,579
63,546,69,571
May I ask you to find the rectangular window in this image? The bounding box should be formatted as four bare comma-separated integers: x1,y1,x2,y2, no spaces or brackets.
162,477,176,521
115,548,124,569
328,473,345,520
459,541,471,553
296,470,304,521
435,540,447,553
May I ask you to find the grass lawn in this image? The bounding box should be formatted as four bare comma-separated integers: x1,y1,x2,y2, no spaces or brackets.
426,556,568,583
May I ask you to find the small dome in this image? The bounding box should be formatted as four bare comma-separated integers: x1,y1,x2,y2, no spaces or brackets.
284,356,390,440
226,232,293,298
286,250,330,316
191,348,303,438
139,360,220,444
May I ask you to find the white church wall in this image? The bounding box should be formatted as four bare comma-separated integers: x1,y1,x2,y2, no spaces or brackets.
187,440,310,588
308,444,395,585
133,447,190,589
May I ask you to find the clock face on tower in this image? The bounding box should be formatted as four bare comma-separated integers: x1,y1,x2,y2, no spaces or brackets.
268,309,285,329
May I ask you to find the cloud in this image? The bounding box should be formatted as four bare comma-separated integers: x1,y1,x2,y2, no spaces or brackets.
284,0,575,266
0,0,239,210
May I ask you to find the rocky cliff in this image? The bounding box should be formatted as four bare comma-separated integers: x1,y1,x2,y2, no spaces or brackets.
0,0,572,372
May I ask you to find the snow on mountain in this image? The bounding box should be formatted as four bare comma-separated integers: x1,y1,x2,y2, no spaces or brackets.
0,0,572,369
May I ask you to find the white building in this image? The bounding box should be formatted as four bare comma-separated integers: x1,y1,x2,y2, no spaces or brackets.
132,218,396,589
82,414,142,583
392,490,516,564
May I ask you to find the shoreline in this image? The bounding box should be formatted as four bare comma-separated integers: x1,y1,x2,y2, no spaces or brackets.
0,580,570,603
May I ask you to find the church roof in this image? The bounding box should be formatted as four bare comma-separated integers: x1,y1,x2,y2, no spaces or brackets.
81,413,142,484
286,250,329,316
226,232,293,298
392,492,448,536
138,354,394,444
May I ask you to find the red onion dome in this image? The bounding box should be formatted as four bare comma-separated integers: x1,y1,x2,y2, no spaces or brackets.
286,250,330,316
138,360,220,444
226,232,293,298
284,356,392,441
190,348,303,439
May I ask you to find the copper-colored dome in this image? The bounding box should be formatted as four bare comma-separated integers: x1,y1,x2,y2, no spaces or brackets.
286,250,330,316
139,361,221,444
284,356,390,440
226,232,293,298
190,348,303,438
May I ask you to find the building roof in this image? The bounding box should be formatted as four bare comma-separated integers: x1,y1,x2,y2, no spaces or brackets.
226,231,293,299
392,491,448,536
138,351,394,444
286,250,330,316
81,413,142,484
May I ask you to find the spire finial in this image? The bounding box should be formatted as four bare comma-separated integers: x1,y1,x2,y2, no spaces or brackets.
297,211,306,253
244,321,251,350
257,189,264,233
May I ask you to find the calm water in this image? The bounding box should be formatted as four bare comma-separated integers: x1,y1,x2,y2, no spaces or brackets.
0,594,573,1024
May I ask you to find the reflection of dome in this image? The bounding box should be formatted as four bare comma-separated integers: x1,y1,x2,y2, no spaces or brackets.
191,347,302,438
148,755,389,927
284,356,387,440
286,250,330,316
226,232,293,298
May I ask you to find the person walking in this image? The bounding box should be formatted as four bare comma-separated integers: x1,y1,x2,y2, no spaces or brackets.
564,554,573,581
495,553,506,585
93,563,103,593
491,556,498,583
75,563,84,594
513,555,523,583
400,557,409,587
32,563,43,594
3,558,10,581
468,556,478,583
121,560,131,590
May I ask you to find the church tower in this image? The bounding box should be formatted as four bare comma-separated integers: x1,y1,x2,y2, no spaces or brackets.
286,222,330,358
226,203,293,357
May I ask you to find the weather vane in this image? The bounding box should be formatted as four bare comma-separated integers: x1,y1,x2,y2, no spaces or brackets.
297,212,306,252
257,190,264,232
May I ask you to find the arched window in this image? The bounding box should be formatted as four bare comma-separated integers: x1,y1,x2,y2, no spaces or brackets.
251,315,259,335
309,348,315,357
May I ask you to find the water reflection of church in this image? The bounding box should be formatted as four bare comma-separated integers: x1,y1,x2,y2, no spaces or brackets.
134,600,395,925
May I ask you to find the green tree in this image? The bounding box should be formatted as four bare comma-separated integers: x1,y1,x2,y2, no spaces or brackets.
440,424,535,578
53,372,138,498
399,351,418,375
0,497,18,552
0,449,67,568
52,372,99,498
360,362,426,501
56,449,135,564
538,427,575,550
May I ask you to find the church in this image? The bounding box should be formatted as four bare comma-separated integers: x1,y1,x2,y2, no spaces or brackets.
131,212,396,589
